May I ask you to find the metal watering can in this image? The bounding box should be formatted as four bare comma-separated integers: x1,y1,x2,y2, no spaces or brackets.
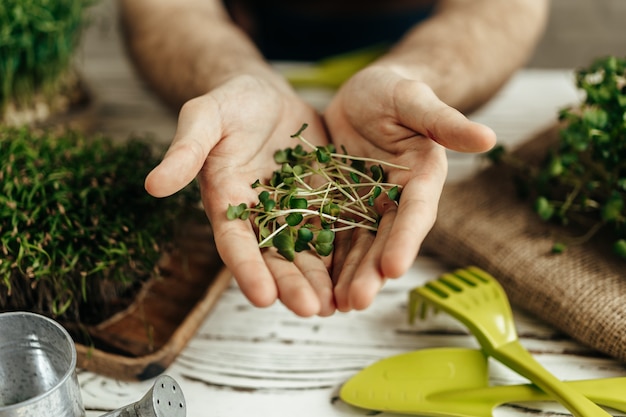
0,312,186,417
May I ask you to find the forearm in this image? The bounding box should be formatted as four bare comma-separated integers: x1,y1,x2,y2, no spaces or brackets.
118,0,289,108
375,0,549,113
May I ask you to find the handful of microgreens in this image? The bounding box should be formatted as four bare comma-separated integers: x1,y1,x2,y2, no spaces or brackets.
227,124,408,261
488,56,626,258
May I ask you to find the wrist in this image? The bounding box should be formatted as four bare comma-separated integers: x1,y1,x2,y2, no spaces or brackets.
207,61,295,97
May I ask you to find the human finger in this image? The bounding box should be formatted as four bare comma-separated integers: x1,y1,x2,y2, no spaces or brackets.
293,250,336,316
210,204,279,308
333,228,377,312
380,180,439,279
343,210,395,311
263,250,323,317
145,97,221,198
395,82,497,153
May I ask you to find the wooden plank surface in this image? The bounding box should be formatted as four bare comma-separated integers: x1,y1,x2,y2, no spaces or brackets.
80,258,626,417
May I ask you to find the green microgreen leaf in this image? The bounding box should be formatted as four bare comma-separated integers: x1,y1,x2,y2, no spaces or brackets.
316,148,331,163
486,145,506,163
370,165,384,182
294,226,314,252
551,242,567,254
290,123,309,138
289,197,308,209
270,172,283,188
227,204,243,220
547,155,563,177
388,186,400,202
262,199,276,212
285,213,304,226
279,194,291,209
272,229,295,261
314,229,335,256
535,196,555,221
294,238,310,252
314,242,333,257
292,164,304,176
368,186,383,206
316,229,335,244
351,159,366,173
601,192,624,222
281,163,294,175
613,239,626,259
274,149,289,164
322,202,341,218
297,227,314,243
259,191,271,203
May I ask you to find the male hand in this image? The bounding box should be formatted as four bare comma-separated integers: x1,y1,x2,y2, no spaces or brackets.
323,65,497,312
144,75,337,317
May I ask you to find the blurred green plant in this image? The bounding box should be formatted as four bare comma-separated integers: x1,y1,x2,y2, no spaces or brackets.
0,127,200,323
488,56,626,258
0,0,92,112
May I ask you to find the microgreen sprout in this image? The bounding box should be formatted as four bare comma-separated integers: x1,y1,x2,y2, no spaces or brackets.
488,56,626,258
227,124,408,261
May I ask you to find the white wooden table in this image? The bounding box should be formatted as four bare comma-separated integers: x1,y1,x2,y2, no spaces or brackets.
78,6,626,415
78,258,626,417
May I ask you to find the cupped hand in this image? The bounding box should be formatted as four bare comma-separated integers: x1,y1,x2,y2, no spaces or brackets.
144,74,336,317
323,65,497,312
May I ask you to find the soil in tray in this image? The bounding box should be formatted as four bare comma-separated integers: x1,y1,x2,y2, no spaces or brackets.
78,220,224,358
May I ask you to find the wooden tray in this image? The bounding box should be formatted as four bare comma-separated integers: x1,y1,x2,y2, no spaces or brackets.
75,222,232,381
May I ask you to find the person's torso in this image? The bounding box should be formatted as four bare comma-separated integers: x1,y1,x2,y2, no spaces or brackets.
224,0,438,60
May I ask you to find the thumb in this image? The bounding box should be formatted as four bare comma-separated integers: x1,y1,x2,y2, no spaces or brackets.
398,83,497,153
144,141,205,198
145,98,221,198
427,113,497,154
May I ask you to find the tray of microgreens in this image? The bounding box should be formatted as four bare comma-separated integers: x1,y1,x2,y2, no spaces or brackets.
0,126,203,327
1,126,231,380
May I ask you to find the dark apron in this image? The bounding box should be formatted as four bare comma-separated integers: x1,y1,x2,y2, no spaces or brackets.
223,1,435,61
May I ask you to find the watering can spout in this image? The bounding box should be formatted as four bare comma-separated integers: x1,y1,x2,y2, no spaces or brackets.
0,312,186,417
99,375,186,417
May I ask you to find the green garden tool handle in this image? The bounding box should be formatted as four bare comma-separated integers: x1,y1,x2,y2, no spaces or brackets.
491,341,612,417
433,376,626,413
283,45,387,88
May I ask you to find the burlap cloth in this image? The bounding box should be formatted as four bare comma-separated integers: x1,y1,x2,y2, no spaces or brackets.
422,124,626,362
